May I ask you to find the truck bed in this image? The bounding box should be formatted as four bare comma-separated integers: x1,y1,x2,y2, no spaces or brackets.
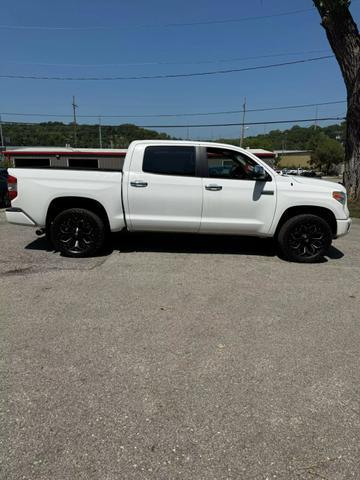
8,168,126,232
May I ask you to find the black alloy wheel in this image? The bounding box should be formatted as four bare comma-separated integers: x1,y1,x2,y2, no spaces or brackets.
51,208,105,257
277,214,332,263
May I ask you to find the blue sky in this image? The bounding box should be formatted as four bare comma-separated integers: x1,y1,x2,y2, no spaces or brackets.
1,0,359,140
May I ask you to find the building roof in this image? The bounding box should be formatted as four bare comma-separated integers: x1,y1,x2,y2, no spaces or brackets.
5,147,127,157
273,150,312,155
247,148,275,157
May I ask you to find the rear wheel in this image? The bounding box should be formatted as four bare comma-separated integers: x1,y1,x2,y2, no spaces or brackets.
277,214,332,263
51,208,105,257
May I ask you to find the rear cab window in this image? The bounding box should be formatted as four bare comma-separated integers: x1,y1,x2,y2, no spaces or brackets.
143,146,196,176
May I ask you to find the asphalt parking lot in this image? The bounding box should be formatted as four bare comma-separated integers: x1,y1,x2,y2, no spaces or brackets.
1,210,360,480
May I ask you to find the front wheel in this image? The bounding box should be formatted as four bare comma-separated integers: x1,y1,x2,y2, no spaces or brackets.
51,208,105,257
277,214,332,263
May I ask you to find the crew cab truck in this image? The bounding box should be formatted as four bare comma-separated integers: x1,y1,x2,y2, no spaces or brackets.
5,140,351,263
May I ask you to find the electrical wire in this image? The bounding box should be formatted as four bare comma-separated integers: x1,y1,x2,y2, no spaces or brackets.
130,116,346,128
0,8,315,31
0,116,345,129
2,0,358,31
4,49,330,68
0,100,347,119
0,55,334,81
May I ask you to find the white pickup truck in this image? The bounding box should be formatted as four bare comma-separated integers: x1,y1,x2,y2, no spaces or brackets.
5,140,351,262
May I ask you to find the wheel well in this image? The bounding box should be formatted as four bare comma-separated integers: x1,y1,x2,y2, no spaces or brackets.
46,197,110,231
275,206,337,237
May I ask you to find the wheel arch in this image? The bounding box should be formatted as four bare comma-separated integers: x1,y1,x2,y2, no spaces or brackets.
46,196,110,232
274,206,337,238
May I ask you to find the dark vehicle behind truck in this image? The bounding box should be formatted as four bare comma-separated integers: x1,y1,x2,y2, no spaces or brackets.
0,168,10,208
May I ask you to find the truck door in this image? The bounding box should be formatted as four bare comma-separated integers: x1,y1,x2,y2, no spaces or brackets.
126,145,203,232
200,146,277,235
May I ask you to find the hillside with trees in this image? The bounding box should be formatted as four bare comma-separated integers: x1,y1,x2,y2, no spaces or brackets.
215,122,346,151
1,121,346,152
1,122,171,149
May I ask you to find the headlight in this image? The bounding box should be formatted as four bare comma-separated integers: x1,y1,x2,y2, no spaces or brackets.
332,191,347,205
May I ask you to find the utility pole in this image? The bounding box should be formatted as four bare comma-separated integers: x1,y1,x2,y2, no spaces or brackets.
98,115,103,148
0,115,4,152
314,105,318,130
240,97,247,147
72,96,78,147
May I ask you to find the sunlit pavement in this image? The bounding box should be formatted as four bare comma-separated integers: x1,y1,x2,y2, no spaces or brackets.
1,211,360,479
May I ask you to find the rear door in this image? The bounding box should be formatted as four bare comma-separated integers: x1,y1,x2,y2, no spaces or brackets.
126,144,203,232
200,146,277,235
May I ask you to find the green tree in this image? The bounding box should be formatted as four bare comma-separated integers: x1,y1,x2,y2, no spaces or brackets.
310,134,345,174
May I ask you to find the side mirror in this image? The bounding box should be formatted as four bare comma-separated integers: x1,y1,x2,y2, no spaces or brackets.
252,164,268,181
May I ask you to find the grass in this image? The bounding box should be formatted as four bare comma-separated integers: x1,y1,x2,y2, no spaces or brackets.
349,200,360,218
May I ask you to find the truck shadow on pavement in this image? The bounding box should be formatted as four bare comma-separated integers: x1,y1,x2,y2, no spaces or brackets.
112,232,278,256
110,232,344,261
25,232,344,261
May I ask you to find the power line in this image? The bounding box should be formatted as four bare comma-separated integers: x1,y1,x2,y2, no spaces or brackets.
3,49,330,68
158,8,315,27
132,116,346,128
0,100,346,119
247,100,346,114
0,8,315,31
0,55,334,81
3,0,359,31
1,116,345,129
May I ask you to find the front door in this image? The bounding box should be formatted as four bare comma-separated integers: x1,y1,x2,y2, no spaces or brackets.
200,147,276,235
127,145,203,232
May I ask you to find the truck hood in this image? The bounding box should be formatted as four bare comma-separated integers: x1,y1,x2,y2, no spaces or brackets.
290,176,345,192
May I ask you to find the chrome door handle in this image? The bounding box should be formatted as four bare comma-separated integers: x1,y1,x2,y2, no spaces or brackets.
205,184,222,191
130,180,148,188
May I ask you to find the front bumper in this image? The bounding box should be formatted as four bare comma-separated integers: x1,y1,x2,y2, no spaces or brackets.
5,207,36,227
336,218,352,238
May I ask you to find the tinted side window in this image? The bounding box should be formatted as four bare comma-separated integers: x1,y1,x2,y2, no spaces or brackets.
143,146,195,176
207,148,258,180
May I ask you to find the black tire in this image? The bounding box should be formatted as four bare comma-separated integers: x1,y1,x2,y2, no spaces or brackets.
51,208,105,258
277,214,332,263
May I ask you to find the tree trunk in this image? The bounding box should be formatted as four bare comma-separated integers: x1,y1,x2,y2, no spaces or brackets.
313,0,360,201
344,70,360,199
